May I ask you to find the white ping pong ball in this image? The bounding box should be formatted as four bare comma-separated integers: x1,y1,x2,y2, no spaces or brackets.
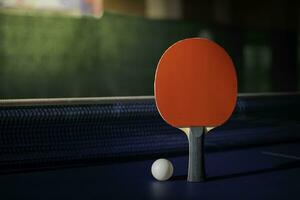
151,158,173,181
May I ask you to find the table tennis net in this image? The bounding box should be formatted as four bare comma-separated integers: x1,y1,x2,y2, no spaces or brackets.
0,94,299,173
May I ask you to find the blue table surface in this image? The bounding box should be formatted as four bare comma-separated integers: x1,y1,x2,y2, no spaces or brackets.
1,142,300,200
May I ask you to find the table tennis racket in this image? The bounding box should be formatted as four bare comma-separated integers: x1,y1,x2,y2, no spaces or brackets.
154,38,237,182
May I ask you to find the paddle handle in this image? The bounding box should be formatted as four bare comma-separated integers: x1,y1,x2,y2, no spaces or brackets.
187,127,206,182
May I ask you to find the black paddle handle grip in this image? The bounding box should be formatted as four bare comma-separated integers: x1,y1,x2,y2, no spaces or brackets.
187,127,206,182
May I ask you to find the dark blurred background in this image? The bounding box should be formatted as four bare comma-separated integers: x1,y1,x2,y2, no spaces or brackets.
0,0,299,98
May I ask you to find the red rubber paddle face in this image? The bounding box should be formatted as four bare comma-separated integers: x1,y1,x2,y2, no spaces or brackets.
154,38,237,127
